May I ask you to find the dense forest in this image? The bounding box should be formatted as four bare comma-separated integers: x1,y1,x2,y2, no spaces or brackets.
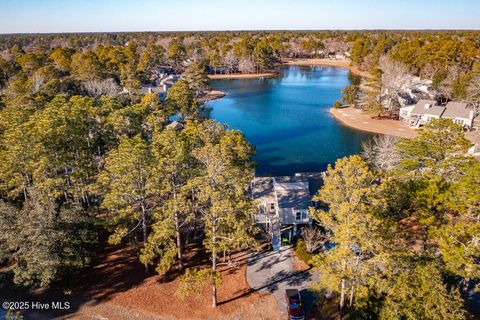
0,31,480,318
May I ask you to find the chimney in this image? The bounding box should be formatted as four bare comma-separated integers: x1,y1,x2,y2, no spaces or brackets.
148,88,152,93
424,103,431,109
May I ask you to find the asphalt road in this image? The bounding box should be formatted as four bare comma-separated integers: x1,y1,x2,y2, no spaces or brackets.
246,247,319,317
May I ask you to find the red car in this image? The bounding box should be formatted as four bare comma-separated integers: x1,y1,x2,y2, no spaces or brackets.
285,289,305,320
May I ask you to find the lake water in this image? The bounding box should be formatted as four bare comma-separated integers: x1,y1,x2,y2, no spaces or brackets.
207,65,375,176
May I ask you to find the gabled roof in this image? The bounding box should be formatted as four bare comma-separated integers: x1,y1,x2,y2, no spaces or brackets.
411,99,445,117
251,177,276,204
139,85,166,94
443,101,473,119
274,177,311,209
166,121,184,131
252,173,324,210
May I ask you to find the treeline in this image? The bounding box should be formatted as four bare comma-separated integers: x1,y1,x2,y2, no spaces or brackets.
348,31,480,103
1,30,479,97
311,119,479,319
1,31,479,103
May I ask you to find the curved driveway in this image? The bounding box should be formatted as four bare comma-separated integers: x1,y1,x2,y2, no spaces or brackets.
246,247,319,317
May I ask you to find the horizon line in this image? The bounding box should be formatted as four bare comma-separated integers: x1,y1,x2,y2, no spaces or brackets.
2,28,480,36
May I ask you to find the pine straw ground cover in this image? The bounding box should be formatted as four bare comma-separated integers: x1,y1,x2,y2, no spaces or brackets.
1,242,280,320
70,243,280,320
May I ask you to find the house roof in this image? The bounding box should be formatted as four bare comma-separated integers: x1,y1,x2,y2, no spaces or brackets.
252,173,324,210
443,101,472,119
411,99,445,117
139,85,166,94
166,121,184,131
251,177,276,204
274,178,311,209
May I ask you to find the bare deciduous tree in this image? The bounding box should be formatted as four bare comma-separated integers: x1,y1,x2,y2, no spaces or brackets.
238,57,255,74
31,75,44,93
223,51,238,74
84,78,120,98
466,75,480,117
288,39,302,58
361,135,400,171
378,56,409,113
301,227,325,253
379,56,409,88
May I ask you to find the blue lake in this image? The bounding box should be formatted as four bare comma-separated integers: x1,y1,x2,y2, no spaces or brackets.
207,65,375,176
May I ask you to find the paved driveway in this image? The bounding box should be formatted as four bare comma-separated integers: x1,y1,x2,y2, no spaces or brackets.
247,247,319,316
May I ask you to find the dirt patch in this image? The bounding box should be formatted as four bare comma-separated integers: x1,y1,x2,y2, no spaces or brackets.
466,131,480,145
398,215,427,254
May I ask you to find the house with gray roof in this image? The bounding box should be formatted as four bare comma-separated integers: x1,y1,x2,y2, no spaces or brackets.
400,99,445,127
251,173,323,227
442,101,475,129
139,74,181,101
139,84,168,101
251,173,323,250
165,120,184,131
399,99,476,129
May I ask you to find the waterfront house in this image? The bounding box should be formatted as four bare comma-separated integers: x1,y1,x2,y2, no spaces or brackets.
327,52,337,59
399,105,415,122
442,101,475,129
139,84,168,101
251,173,323,250
407,99,445,127
165,120,184,131
139,73,180,101
399,99,444,127
400,99,476,129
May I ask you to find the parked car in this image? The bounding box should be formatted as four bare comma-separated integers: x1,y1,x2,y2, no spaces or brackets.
285,289,305,320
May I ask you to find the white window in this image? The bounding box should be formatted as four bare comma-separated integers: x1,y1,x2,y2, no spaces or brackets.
295,211,308,221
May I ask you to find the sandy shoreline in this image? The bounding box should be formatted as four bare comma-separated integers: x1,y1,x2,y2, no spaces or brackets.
283,58,373,78
197,89,226,103
330,107,418,138
208,72,276,79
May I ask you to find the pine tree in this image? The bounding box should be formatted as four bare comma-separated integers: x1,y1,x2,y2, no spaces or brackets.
141,128,195,274
182,120,256,307
165,80,199,120
380,263,466,320
97,135,154,273
0,189,96,287
311,155,391,317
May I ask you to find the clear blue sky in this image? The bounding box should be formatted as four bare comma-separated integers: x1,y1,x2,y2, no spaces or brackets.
1,0,479,33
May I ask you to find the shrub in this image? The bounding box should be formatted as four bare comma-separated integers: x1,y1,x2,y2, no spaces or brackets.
295,239,314,265
333,100,343,108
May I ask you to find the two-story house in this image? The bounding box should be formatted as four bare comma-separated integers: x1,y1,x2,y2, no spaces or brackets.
251,173,323,249
399,99,476,130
